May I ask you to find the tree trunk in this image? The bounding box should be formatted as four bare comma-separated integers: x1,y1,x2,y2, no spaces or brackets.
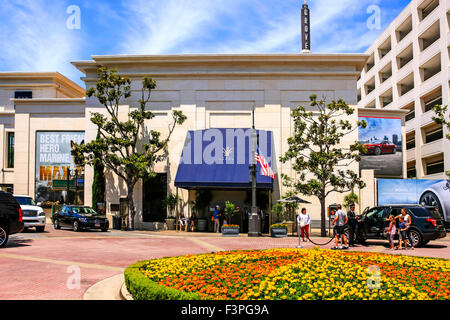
320,197,327,237
127,183,136,230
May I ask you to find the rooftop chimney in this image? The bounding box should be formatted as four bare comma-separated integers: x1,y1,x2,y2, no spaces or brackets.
301,0,311,53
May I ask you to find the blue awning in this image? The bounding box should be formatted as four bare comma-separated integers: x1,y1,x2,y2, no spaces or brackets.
175,128,275,189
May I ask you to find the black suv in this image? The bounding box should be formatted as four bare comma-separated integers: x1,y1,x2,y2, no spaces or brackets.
0,191,24,248
349,204,446,247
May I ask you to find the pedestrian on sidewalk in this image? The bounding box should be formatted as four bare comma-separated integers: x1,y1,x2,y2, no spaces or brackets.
331,204,348,250
347,203,358,247
387,215,397,250
297,208,310,242
398,216,408,250
214,205,221,233
395,209,415,250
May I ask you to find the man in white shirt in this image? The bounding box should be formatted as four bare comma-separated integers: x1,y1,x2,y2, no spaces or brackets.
331,204,348,250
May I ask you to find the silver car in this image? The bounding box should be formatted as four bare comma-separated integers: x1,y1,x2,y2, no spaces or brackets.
419,180,450,228
13,195,46,232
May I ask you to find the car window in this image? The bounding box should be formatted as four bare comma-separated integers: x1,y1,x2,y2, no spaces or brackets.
390,208,402,217
365,208,387,221
409,207,441,219
14,196,36,206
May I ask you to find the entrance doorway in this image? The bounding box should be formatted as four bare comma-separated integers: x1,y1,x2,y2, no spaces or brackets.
143,173,167,222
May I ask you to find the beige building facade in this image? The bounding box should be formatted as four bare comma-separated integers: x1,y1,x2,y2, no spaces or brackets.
357,0,450,179
0,72,85,194
2,53,410,229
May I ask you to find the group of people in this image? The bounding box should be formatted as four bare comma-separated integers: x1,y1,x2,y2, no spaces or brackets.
177,212,197,231
331,204,415,250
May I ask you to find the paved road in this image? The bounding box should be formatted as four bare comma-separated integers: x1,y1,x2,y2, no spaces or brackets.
1,225,448,300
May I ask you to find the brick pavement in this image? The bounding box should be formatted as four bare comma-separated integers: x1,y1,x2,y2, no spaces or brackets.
0,225,448,300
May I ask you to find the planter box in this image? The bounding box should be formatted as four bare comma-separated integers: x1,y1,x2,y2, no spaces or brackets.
197,219,208,232
165,218,176,230
222,227,239,237
270,228,288,238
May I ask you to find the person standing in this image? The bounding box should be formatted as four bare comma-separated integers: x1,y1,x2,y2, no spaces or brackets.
213,205,221,233
331,204,348,250
395,209,415,250
347,203,358,247
297,208,311,242
242,207,249,233
398,216,408,250
387,215,397,250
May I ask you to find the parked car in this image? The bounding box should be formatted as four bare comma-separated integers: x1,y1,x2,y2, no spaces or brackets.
13,194,46,232
347,204,446,247
0,191,24,248
419,180,450,229
52,205,109,232
362,140,397,155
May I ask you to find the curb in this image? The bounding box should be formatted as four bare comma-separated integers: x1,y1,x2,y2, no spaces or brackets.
120,282,134,300
83,273,125,300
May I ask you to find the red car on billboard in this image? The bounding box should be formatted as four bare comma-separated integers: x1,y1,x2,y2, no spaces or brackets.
362,140,397,156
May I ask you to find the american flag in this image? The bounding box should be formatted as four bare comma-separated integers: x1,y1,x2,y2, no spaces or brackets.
255,148,275,179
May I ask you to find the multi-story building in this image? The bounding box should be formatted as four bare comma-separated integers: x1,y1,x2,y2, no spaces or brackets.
357,0,450,179
0,72,85,192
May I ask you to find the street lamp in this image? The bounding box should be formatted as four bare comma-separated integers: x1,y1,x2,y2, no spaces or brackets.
248,109,261,237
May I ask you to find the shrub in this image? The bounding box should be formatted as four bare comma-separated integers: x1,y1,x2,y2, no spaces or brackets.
124,261,200,300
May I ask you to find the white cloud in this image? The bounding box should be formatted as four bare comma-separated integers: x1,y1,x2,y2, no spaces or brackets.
0,0,83,81
113,0,388,55
119,0,245,54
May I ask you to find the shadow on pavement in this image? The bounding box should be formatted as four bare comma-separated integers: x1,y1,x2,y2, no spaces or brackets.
6,239,34,248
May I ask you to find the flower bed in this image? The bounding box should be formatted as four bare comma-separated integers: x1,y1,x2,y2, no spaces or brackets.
125,248,450,300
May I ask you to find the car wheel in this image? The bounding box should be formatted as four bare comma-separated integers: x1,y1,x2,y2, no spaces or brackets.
53,219,61,230
419,191,443,216
101,226,108,232
0,225,9,248
375,147,381,156
36,226,45,233
392,148,397,154
73,221,80,232
408,229,422,247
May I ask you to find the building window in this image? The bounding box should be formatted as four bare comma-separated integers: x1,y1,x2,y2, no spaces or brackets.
407,167,417,178
424,95,442,113
7,132,14,168
406,137,416,150
14,91,32,99
419,0,439,21
424,126,443,143
405,110,415,121
426,160,444,175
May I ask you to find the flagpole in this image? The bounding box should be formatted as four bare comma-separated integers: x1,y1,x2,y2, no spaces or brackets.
249,105,261,237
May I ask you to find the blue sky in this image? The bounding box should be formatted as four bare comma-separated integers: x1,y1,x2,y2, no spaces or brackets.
0,0,411,87
359,117,402,143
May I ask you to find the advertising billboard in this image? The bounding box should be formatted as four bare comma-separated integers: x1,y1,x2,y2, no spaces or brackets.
358,116,402,177
35,131,85,202
378,179,450,224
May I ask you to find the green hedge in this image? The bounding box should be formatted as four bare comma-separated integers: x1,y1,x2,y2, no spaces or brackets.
124,261,201,300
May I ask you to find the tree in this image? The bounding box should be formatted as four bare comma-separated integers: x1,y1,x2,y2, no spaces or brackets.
191,189,213,219
343,192,359,209
280,95,366,236
223,201,237,224
432,104,450,177
163,193,182,219
73,67,186,230
91,130,105,211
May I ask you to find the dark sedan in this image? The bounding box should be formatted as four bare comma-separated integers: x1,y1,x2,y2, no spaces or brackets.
52,205,109,232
